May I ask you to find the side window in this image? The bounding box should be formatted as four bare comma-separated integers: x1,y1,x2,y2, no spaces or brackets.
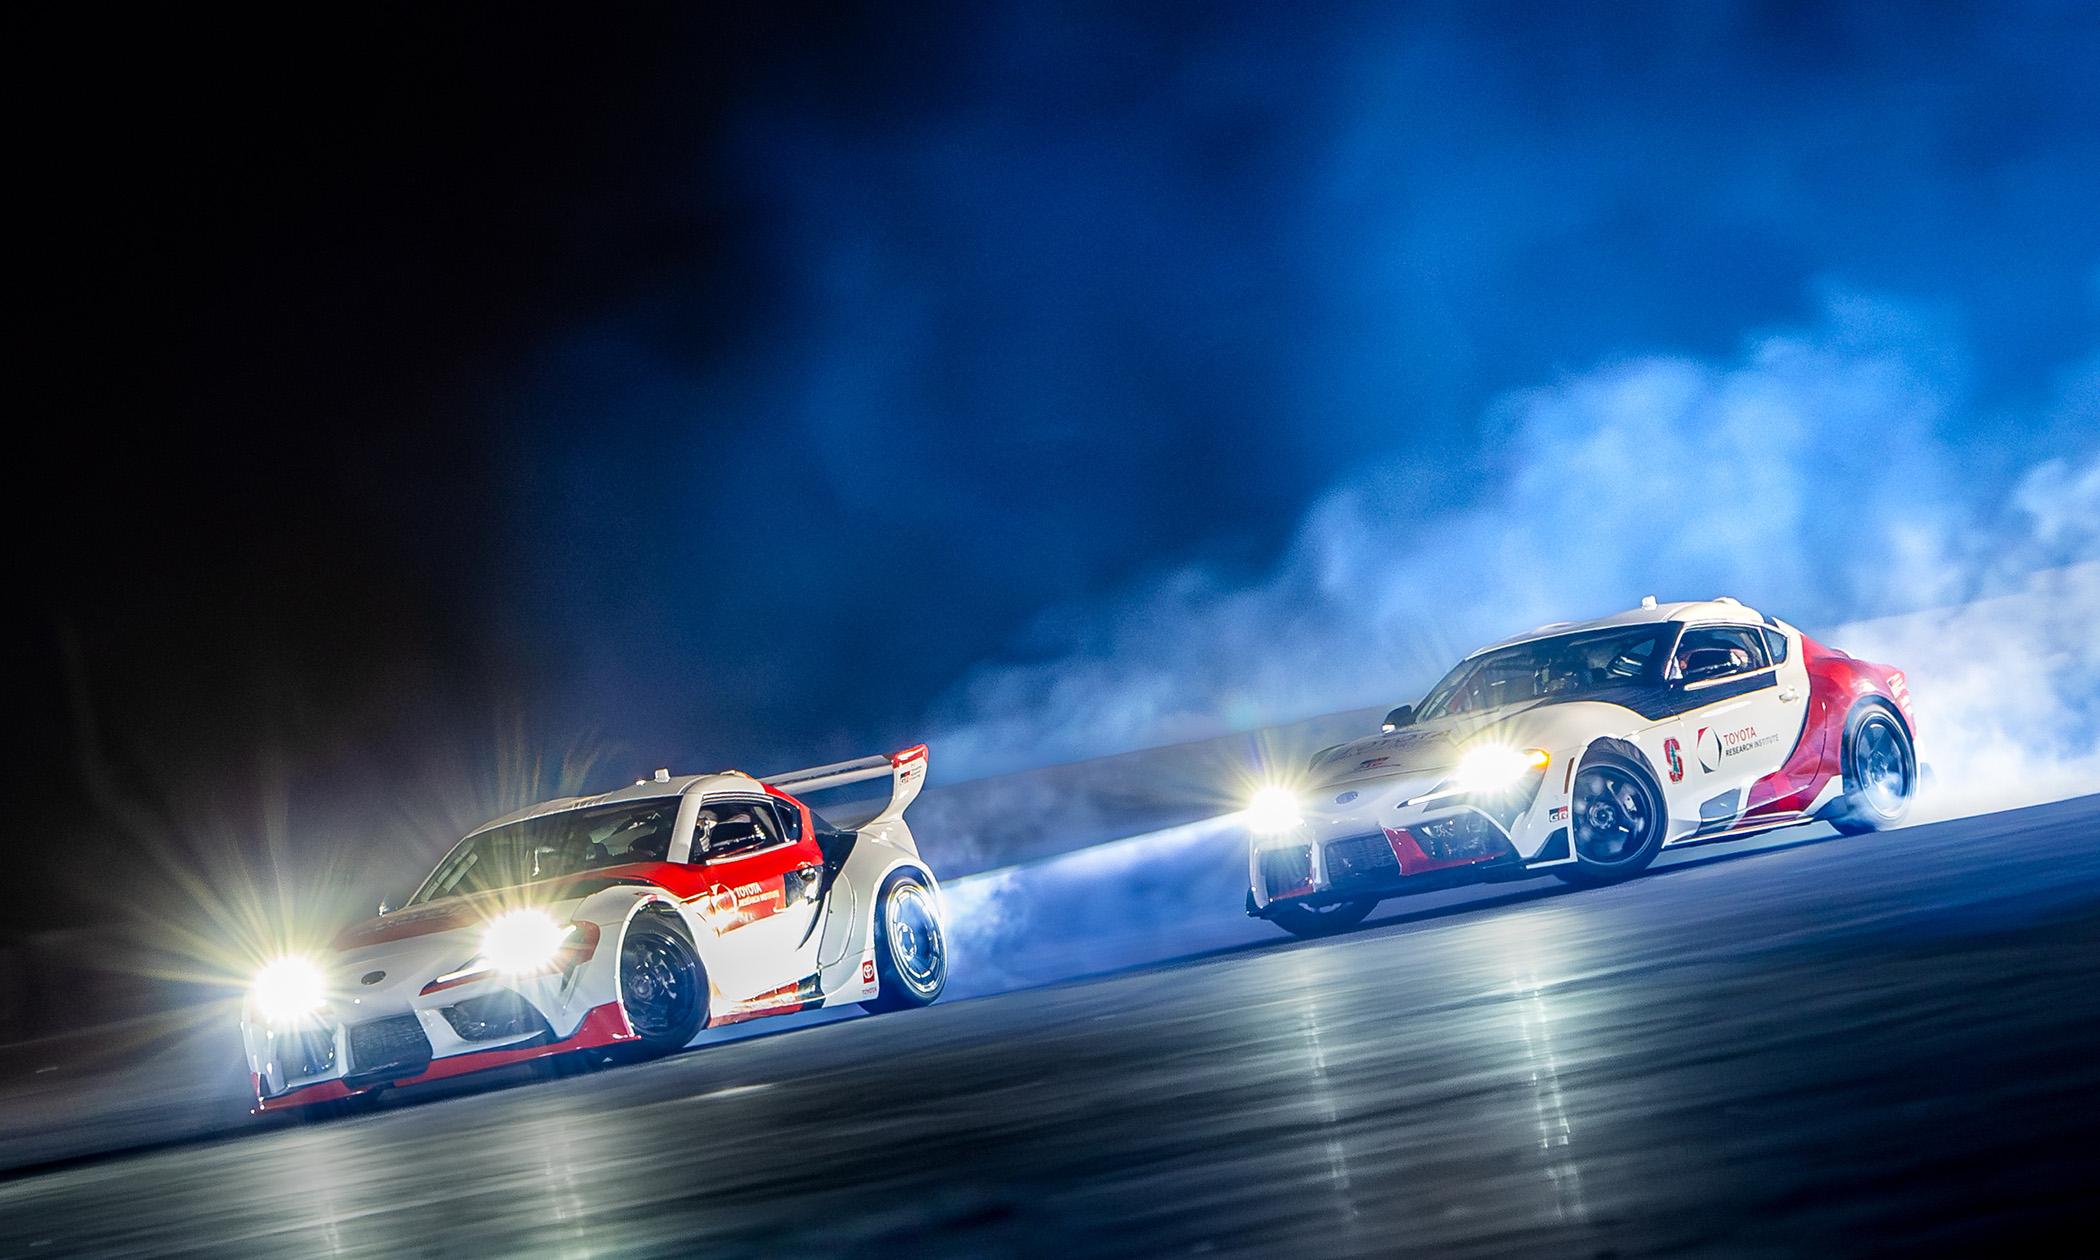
691,800,784,861
1762,627,1790,665
1672,625,1771,683
768,796,805,842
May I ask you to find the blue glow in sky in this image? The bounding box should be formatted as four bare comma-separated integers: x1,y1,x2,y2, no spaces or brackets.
491,2,2098,776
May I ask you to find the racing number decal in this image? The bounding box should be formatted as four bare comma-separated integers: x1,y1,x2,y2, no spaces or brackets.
1664,737,1685,783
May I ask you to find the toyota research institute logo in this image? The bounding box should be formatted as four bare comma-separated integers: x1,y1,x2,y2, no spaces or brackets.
1334,790,1360,805
1697,726,1724,774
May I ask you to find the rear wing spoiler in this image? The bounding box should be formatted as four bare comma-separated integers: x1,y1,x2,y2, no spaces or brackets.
763,744,928,827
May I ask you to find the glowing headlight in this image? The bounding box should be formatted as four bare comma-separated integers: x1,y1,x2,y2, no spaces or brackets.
252,955,327,1025
1245,785,1303,835
1453,745,1551,791
479,909,574,975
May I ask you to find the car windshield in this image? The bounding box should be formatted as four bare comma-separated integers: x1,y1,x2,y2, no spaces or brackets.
406,801,683,906
1414,624,1671,722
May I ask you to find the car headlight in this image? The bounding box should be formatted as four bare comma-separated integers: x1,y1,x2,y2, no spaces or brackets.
1245,785,1303,835
479,909,574,975
1453,745,1551,791
252,955,328,1025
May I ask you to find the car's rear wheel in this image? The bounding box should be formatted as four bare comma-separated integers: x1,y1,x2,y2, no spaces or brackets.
1554,751,1668,887
617,914,706,1055
862,872,947,1013
1831,705,1915,835
1266,897,1377,939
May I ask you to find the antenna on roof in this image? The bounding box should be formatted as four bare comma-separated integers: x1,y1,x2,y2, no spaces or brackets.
652,768,671,783
1640,595,1657,609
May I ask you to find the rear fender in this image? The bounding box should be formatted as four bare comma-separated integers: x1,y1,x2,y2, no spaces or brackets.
818,831,941,1003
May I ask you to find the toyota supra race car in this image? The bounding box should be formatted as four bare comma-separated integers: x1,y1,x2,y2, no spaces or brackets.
1246,598,1919,938
242,745,946,1114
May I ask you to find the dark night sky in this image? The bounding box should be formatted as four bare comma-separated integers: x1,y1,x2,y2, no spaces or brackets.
10,3,2098,936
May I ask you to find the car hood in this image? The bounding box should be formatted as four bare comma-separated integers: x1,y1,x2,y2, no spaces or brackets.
321,889,592,1012
1309,698,1626,788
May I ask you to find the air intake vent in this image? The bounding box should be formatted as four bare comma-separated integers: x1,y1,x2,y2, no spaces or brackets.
1324,835,1400,888
441,990,550,1043
1259,845,1313,897
348,1014,433,1081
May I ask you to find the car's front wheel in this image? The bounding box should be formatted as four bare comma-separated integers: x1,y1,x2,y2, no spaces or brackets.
1554,751,1668,887
862,872,947,1013
1265,897,1377,939
618,914,707,1055
1830,704,1916,835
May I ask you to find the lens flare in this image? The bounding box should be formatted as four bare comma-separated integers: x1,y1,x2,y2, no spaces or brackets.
251,955,327,1025
480,909,572,975
1245,785,1304,835
1454,745,1550,791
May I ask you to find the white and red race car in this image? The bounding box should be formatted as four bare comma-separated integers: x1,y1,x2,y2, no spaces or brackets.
242,745,945,1114
1247,598,1918,938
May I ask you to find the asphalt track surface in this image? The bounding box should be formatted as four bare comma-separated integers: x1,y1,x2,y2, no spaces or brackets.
3,795,2097,1256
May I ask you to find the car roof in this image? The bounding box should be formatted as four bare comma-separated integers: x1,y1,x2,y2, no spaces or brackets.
1470,596,1778,657
463,770,770,838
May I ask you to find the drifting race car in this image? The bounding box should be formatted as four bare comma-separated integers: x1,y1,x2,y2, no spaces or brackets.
242,745,946,1114
1247,598,1919,938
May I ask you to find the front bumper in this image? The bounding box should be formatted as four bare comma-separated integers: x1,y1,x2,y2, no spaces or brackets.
1250,797,1569,913
244,913,632,1111
252,1000,637,1111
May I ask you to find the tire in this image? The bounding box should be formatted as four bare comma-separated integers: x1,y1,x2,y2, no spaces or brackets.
1265,897,1377,939
861,872,948,1013
616,914,707,1056
1830,704,1916,835
1553,750,1668,887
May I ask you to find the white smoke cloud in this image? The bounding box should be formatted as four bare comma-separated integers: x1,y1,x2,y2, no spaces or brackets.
932,294,2100,818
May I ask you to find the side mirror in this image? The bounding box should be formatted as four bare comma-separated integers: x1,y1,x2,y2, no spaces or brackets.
1678,646,1738,683
1382,704,1415,733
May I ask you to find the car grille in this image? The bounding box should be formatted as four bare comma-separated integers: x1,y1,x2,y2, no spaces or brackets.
1259,845,1313,897
1325,834,1401,888
348,1014,433,1080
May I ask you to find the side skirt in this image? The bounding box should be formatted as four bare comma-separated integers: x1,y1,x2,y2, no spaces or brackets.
1661,812,1818,850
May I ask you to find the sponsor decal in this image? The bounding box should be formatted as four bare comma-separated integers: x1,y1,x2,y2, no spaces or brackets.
862,959,876,983
1549,806,1569,823
1663,737,1684,782
1334,790,1360,805
1699,724,1781,773
1358,756,1389,770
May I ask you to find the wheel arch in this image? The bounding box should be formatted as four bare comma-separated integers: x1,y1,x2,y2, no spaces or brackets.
1847,692,1912,742
1581,735,1665,789
578,886,710,996
843,855,942,961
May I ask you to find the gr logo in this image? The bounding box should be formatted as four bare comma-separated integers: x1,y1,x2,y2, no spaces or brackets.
1662,738,1685,783
1697,726,1725,773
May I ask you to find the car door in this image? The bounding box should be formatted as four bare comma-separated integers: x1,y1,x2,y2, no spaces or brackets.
1665,623,1805,831
681,794,827,1005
